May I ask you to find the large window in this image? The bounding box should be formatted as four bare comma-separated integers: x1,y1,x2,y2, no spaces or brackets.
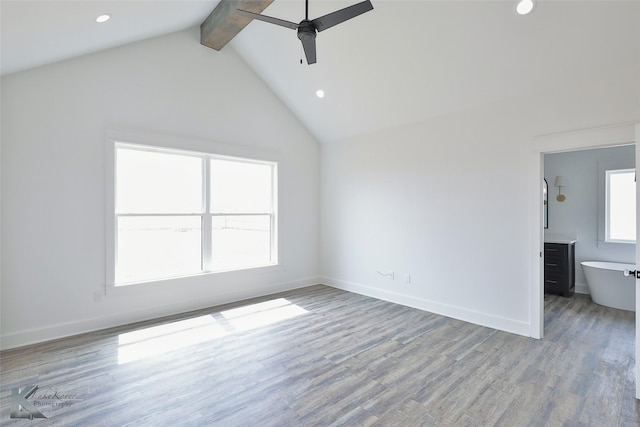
113,143,277,285
605,168,636,243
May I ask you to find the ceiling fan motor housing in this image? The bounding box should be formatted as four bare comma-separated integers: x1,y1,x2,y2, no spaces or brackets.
236,0,373,64
297,20,317,41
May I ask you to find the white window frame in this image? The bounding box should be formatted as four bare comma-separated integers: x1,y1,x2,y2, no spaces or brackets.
605,168,636,244
105,130,279,288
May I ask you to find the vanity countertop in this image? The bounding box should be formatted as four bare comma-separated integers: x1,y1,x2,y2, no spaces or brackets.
544,239,577,244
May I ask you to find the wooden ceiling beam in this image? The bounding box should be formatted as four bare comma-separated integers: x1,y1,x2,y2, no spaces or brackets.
200,0,275,51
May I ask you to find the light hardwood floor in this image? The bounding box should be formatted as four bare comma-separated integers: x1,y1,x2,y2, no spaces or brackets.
1,285,638,426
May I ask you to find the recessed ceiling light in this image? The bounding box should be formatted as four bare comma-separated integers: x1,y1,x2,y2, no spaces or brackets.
316,89,325,98
96,14,111,23
516,0,534,15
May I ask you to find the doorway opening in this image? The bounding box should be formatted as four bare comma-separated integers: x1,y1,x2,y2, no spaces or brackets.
531,122,639,398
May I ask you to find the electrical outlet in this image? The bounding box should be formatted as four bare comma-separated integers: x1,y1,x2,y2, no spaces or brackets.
376,270,395,280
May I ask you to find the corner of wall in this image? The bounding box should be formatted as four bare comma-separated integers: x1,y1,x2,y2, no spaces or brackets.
320,276,532,338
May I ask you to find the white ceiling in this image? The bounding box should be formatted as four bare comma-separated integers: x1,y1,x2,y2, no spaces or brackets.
1,1,638,143
0,0,219,75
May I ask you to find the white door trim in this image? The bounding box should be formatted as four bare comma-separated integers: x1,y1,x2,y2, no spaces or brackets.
635,123,640,399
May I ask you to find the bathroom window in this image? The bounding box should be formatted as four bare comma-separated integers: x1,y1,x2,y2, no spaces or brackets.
605,168,636,243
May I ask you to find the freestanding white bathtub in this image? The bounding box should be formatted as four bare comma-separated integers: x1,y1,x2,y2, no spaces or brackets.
581,261,636,311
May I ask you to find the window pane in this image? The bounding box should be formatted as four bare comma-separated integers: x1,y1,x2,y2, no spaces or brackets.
117,216,202,283
210,159,273,213
211,215,272,271
117,148,202,213
609,171,636,241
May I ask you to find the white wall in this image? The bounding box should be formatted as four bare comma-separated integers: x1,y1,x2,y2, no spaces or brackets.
321,25,640,336
545,146,636,293
2,4,639,350
0,28,320,349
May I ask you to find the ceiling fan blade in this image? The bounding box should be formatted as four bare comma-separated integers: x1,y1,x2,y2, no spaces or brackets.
236,9,299,30
311,0,373,32
300,36,317,65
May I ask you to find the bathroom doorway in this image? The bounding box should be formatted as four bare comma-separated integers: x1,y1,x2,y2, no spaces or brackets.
531,123,639,398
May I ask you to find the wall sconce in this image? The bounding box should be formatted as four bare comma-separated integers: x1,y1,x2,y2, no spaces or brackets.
555,176,566,202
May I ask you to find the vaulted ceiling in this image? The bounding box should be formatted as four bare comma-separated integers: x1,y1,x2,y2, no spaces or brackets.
1,1,638,143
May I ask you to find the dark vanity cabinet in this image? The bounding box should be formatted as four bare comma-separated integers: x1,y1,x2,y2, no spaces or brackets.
544,242,575,297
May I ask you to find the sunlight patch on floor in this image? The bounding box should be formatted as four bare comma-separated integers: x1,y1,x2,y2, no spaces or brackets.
221,298,309,332
118,298,309,364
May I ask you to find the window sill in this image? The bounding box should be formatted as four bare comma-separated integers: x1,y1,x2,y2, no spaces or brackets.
597,240,636,247
106,263,282,296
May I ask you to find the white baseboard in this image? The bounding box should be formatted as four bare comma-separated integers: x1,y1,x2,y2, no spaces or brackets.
0,276,320,351
575,281,590,295
321,277,531,337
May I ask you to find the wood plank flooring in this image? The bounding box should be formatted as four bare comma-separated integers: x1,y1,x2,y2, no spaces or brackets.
1,285,638,426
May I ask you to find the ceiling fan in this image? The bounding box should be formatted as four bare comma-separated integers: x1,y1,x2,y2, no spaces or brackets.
236,0,373,65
